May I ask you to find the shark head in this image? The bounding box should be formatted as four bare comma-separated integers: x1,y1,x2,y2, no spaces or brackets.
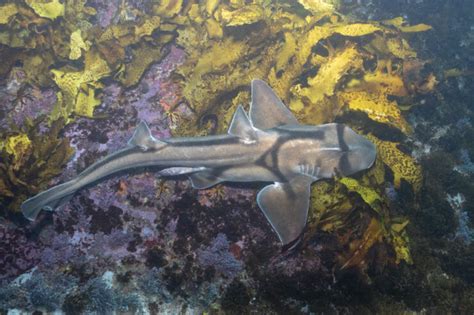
336,124,377,177
250,80,378,246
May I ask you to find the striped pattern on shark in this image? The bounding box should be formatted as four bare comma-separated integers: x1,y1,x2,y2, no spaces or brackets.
21,80,376,246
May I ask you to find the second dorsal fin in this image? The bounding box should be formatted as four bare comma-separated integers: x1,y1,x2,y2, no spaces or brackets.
227,105,257,143
128,121,165,151
249,79,299,130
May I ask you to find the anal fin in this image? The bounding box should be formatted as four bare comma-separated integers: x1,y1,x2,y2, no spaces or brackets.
189,171,223,189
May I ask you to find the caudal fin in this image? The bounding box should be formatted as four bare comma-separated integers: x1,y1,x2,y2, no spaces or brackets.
21,181,76,221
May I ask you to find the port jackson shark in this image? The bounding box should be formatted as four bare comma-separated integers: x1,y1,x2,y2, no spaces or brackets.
22,80,376,246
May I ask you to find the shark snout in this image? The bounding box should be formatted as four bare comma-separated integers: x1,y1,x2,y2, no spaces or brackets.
351,136,377,169
340,127,377,175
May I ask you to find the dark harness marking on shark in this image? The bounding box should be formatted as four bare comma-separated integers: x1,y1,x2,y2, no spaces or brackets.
21,80,377,247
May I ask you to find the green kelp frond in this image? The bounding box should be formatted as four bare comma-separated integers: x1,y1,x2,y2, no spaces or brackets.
337,214,412,269
1,134,32,169
308,180,352,232
153,0,184,18
175,0,433,140
119,42,166,87
220,4,265,26
0,0,432,135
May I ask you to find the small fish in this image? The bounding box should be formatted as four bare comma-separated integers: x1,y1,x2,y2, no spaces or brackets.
22,80,376,246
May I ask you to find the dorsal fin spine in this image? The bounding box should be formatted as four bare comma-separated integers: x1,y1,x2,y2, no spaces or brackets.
128,121,165,150
227,105,258,143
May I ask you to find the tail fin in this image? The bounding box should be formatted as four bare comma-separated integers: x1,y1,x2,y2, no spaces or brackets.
21,181,76,221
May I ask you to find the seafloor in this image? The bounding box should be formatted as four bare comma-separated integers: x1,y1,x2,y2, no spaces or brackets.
1,0,474,314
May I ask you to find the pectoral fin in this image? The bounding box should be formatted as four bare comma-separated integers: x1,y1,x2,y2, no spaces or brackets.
257,175,313,245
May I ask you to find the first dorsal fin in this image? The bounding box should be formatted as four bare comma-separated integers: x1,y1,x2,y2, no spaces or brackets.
228,105,257,143
249,79,299,130
128,121,165,151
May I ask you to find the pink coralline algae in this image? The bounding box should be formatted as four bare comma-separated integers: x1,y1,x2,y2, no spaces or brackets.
197,233,243,279
11,87,56,126
0,73,56,131
89,0,120,28
123,175,160,207
0,223,41,281
60,45,185,178
268,246,323,277
1,43,263,312
30,46,191,272
125,45,186,133
198,186,254,208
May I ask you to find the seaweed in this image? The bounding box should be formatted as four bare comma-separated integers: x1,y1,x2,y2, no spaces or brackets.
368,135,423,192
0,118,74,215
25,0,65,21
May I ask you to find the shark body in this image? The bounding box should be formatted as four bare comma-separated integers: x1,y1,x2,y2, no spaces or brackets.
22,80,376,246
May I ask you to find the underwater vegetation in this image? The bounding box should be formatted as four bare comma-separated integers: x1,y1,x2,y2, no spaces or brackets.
0,0,473,313
0,0,431,263
0,118,74,216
